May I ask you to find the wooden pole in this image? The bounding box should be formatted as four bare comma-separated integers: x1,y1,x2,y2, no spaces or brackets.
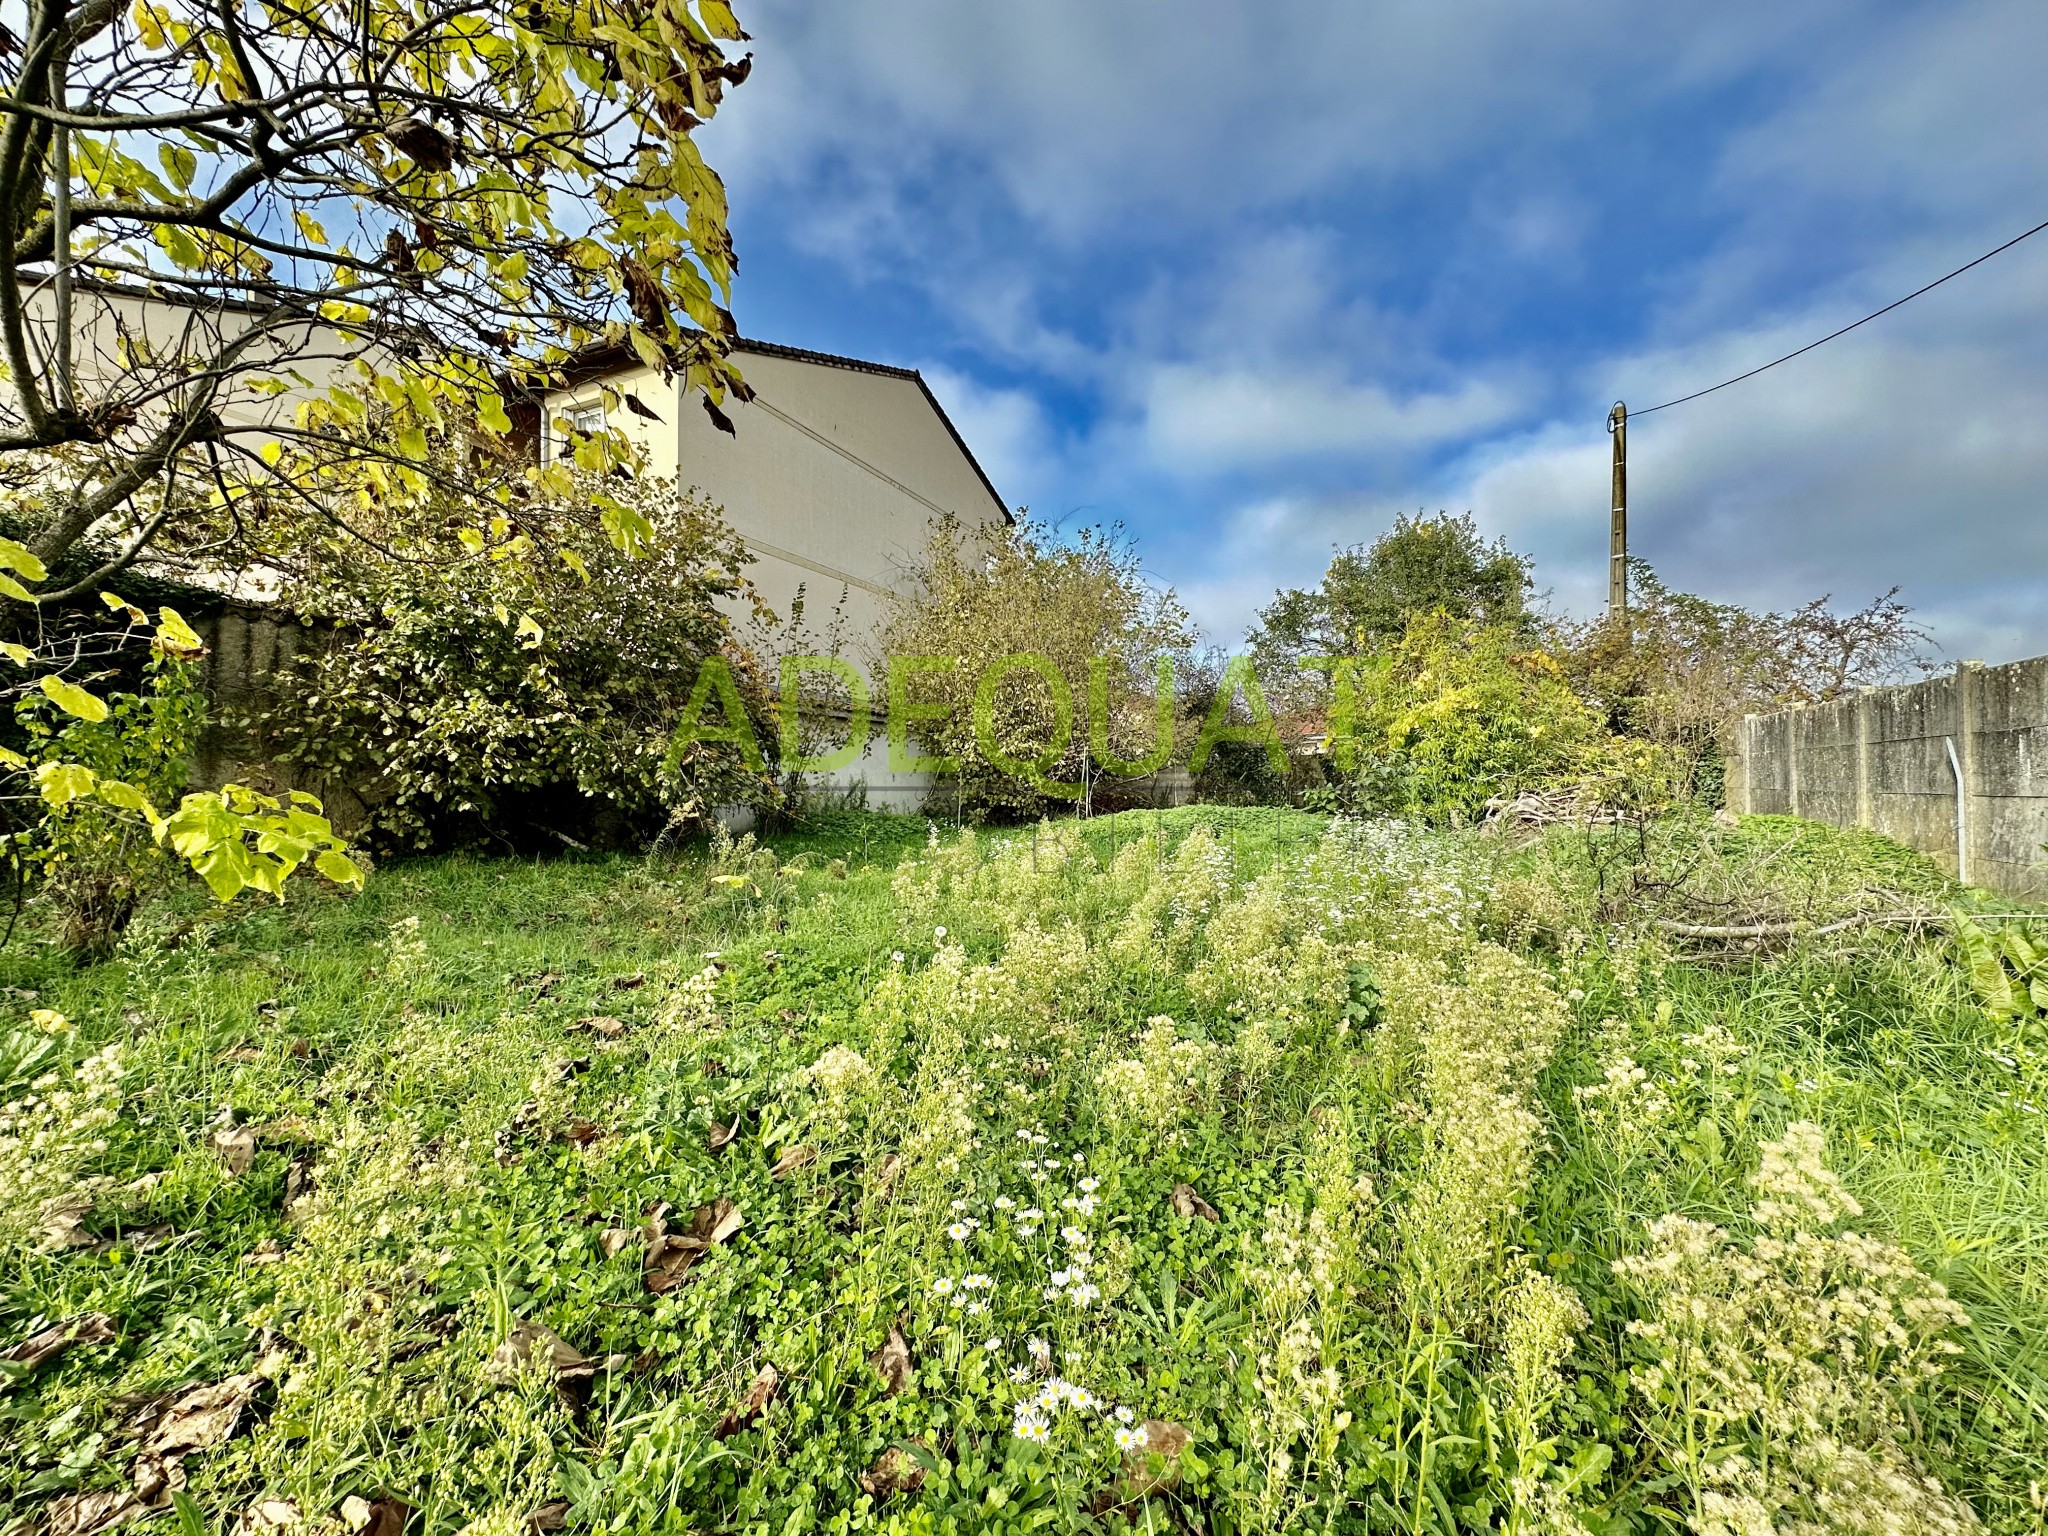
1607,401,1627,621
53,117,74,414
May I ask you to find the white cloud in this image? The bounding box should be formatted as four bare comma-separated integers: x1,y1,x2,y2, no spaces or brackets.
1140,368,1523,471
917,365,1054,511
713,0,1850,240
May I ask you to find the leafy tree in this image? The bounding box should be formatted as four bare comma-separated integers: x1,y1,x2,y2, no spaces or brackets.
0,0,752,910
880,515,1195,820
1251,511,1532,667
1552,562,1933,797
3,0,755,583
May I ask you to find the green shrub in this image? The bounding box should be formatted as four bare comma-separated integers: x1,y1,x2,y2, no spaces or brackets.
7,648,205,957
1346,613,1632,823
257,478,779,851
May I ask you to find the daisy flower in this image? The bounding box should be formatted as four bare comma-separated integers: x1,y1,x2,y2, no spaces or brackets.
1115,1424,1149,1451
930,1276,955,1296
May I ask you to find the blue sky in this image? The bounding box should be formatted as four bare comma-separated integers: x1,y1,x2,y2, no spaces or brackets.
700,0,2048,662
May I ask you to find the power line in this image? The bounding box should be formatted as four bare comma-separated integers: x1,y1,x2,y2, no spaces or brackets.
1633,214,2048,418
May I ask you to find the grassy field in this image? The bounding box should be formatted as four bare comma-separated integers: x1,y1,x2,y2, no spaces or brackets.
2,808,2043,1536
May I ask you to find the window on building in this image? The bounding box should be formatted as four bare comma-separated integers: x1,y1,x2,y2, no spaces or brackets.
548,399,608,458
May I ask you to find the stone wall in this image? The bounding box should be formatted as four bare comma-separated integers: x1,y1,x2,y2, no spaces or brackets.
1728,657,2048,897
183,603,372,827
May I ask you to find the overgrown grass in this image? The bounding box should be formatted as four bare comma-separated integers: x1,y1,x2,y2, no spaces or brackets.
3,808,2042,1536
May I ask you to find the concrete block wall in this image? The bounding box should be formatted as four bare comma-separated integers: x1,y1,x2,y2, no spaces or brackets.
1729,657,2048,898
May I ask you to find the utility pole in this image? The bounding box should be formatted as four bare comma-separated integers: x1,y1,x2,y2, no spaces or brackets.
1606,401,1627,622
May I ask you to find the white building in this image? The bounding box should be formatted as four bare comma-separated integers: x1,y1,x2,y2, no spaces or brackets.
540,338,1013,809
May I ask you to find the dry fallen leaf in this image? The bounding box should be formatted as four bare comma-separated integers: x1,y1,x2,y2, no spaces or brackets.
572,1015,627,1039
1104,1419,1193,1509
486,1321,593,1388
523,1501,569,1534
39,1191,97,1251
643,1198,744,1293
113,1224,179,1256
284,1158,317,1220
1169,1184,1219,1222
769,1144,816,1180
143,1372,266,1457
3,1311,117,1371
611,972,647,992
231,1498,305,1536
339,1495,408,1536
868,1154,904,1201
870,1326,912,1396
598,1227,637,1259
246,1238,288,1265
44,1489,143,1536
859,1442,930,1499
131,1452,187,1507
707,1115,740,1152
712,1363,779,1439
212,1125,258,1177
559,1118,603,1146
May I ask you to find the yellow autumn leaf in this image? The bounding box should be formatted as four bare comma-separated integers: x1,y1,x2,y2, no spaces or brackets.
94,778,160,818
156,607,206,652
36,762,99,804
40,675,110,722
0,537,47,581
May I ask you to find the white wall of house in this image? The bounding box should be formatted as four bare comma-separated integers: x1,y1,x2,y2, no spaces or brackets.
542,340,1011,812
